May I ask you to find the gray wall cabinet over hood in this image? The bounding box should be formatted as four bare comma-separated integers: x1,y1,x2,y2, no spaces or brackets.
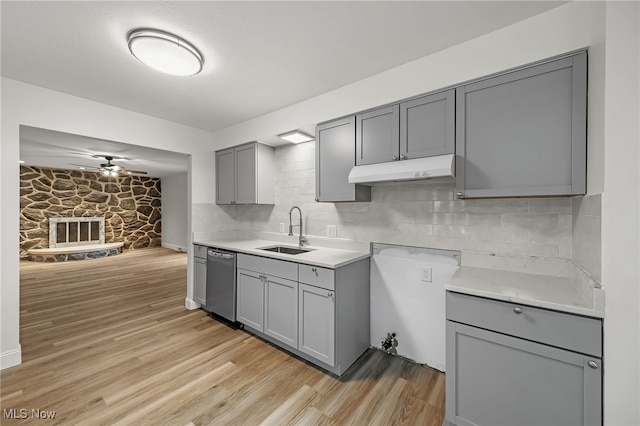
348,154,454,184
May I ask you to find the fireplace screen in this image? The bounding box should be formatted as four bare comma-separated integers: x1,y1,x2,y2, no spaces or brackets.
49,217,105,248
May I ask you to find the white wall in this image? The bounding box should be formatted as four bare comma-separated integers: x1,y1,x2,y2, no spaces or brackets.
0,78,216,369
601,2,640,424
161,172,189,251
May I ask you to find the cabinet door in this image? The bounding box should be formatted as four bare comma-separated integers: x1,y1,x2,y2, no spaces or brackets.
446,321,601,426
298,283,335,366
194,257,207,305
316,117,371,202
264,276,298,348
400,90,454,159
216,148,236,205
236,268,264,332
356,105,400,165
234,143,257,204
455,53,587,198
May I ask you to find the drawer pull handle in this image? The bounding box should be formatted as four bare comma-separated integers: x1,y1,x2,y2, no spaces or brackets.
588,361,599,369
328,292,333,297
513,307,523,314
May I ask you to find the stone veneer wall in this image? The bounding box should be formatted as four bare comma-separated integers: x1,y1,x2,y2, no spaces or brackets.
20,166,162,259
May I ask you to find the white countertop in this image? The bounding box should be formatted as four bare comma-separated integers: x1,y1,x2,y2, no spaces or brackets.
447,266,604,318
193,239,370,269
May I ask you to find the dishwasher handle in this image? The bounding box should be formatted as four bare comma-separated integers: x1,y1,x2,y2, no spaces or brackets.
207,250,234,260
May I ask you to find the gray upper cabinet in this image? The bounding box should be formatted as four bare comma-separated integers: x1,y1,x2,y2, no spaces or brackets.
215,142,275,205
400,90,455,159
356,90,454,166
234,143,257,204
455,52,587,198
215,148,235,205
315,116,371,203
356,105,400,165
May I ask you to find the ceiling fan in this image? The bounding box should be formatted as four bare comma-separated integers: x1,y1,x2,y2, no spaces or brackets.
69,155,148,177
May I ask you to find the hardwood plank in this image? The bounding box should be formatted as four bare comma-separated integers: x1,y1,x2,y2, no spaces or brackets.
1,247,445,425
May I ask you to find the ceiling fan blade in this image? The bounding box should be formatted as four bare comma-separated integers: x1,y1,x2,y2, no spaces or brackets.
122,169,148,175
68,163,100,169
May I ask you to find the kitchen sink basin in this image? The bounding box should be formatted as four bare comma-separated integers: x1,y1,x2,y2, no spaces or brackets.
259,245,314,255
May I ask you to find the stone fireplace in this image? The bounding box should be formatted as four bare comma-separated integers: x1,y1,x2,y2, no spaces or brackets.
49,216,105,247
20,165,162,259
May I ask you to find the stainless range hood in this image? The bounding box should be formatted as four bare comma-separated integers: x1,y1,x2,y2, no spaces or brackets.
348,154,454,184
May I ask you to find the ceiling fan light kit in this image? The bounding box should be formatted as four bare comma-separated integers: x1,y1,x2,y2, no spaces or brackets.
70,155,148,177
127,28,204,76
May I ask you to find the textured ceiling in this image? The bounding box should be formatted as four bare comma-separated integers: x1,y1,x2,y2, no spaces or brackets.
3,1,565,174
20,126,188,178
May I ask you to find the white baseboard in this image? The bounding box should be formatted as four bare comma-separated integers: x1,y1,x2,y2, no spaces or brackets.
1,345,22,370
162,242,187,252
184,297,200,310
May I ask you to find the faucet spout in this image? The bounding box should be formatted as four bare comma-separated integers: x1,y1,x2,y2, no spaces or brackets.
288,206,307,247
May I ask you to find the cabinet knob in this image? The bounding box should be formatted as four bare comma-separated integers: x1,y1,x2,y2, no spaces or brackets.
392,155,398,160
315,198,319,202
311,267,317,273
328,292,333,297
513,307,523,314
456,192,464,197
588,360,599,369
400,155,408,160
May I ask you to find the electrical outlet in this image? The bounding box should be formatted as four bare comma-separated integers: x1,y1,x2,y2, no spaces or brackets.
326,225,337,238
421,266,432,282
279,223,285,233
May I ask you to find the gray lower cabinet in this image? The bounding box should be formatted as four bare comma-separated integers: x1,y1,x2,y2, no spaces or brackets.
455,52,587,198
215,141,275,205
236,268,264,331
236,253,370,376
237,267,298,348
193,245,207,306
315,116,371,202
264,275,298,348
445,291,602,426
298,282,335,366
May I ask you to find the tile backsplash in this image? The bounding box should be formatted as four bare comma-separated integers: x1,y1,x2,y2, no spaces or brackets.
572,194,602,281
194,142,601,280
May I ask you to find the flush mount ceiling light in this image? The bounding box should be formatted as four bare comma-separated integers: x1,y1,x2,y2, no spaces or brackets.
127,28,204,76
278,130,315,144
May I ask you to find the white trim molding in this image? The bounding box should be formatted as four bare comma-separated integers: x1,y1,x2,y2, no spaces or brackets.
1,345,22,370
162,242,186,252
184,297,200,310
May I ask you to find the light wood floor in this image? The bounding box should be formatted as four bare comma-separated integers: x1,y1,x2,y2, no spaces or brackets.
1,247,445,425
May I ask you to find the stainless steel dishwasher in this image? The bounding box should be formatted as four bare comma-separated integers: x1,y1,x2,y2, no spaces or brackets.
205,248,237,322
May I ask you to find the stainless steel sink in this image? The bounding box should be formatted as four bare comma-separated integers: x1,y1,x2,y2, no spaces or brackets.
259,245,314,255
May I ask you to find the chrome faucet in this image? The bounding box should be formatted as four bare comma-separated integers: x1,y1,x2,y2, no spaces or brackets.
288,206,308,247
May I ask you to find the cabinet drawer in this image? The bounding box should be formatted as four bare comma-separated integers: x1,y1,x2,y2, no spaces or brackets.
237,254,298,281
446,292,601,357
194,245,208,259
299,264,335,291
